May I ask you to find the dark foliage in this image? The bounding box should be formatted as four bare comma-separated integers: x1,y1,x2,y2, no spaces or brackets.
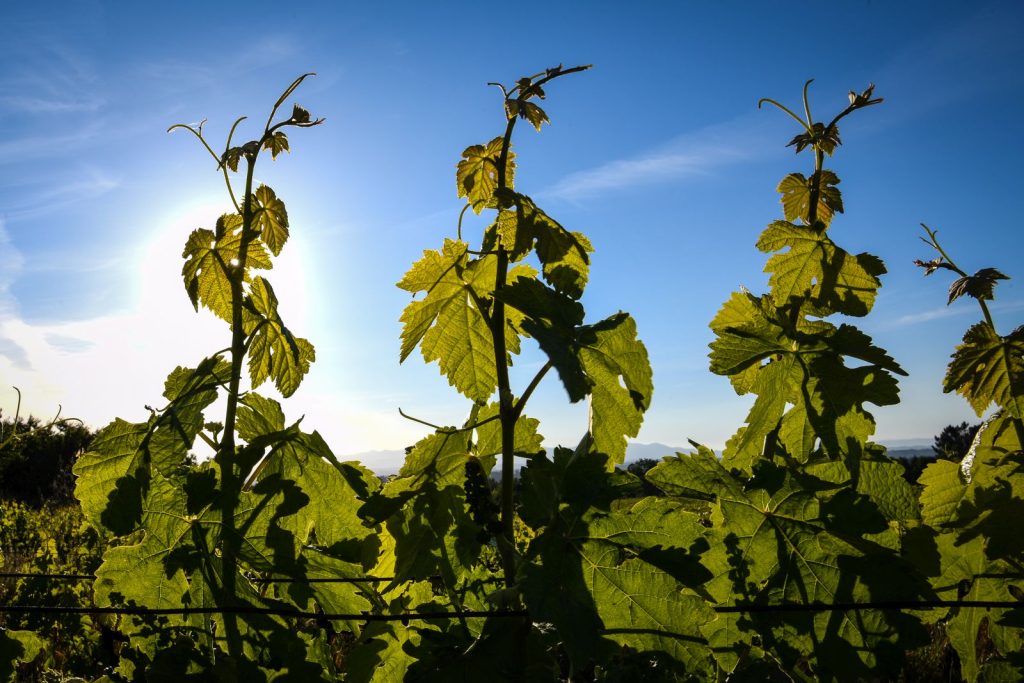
932,421,980,462
0,414,95,507
626,458,661,496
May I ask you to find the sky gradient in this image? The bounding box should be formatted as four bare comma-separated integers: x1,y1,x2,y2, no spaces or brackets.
1,1,1022,465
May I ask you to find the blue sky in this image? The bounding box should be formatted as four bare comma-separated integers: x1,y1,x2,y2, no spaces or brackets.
1,1,1022,464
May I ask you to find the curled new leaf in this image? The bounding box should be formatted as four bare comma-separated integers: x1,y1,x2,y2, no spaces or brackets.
262,131,290,159
291,104,311,123
221,146,244,172
914,257,956,276
787,122,842,156
507,100,550,131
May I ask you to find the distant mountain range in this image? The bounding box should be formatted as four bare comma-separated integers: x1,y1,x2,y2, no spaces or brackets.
340,439,937,476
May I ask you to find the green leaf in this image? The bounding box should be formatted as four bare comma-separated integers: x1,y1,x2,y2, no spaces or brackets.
523,461,714,674
650,452,930,678
708,292,788,384
932,535,1016,683
236,392,286,440
497,277,589,402
251,184,289,256
398,241,530,402
456,137,515,213
579,313,653,465
245,277,315,397
181,214,272,322
580,509,714,673
945,323,1024,418
0,630,45,683
918,459,967,527
344,622,420,683
807,457,921,524
75,358,225,534
709,291,902,464
422,282,499,403
757,220,884,317
474,401,543,462
517,100,550,131
262,131,290,160
398,239,469,361
495,194,592,298
149,356,229,465
93,473,202,618
73,418,150,532
261,431,377,555
362,431,479,583
221,146,244,173
777,170,843,227
721,362,792,469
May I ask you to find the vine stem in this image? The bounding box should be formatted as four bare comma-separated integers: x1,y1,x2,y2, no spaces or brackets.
493,113,518,587
762,94,826,461
489,65,590,587
922,225,1023,445
921,225,998,330
216,145,258,661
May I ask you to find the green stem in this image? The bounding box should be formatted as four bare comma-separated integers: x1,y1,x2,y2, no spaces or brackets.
512,361,552,422
483,65,591,587
493,114,518,587
923,226,998,330
216,150,258,660
757,98,813,133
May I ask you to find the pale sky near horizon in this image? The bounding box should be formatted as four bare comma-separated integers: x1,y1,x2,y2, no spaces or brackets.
1,1,1022,465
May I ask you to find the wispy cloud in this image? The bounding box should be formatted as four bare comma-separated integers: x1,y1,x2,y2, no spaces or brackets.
0,221,25,316
136,36,298,95
545,115,777,202
889,299,1024,328
0,123,104,165
2,167,120,219
0,220,30,369
0,95,105,113
0,44,102,114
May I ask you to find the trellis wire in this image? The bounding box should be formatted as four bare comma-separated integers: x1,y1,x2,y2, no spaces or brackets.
1,571,1020,619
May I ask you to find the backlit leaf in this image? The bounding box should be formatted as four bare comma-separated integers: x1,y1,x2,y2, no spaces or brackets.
777,170,843,227
181,214,272,322
757,220,883,317
579,313,653,465
944,323,1024,418
251,184,289,256
262,131,290,160
456,137,515,213
245,276,315,397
